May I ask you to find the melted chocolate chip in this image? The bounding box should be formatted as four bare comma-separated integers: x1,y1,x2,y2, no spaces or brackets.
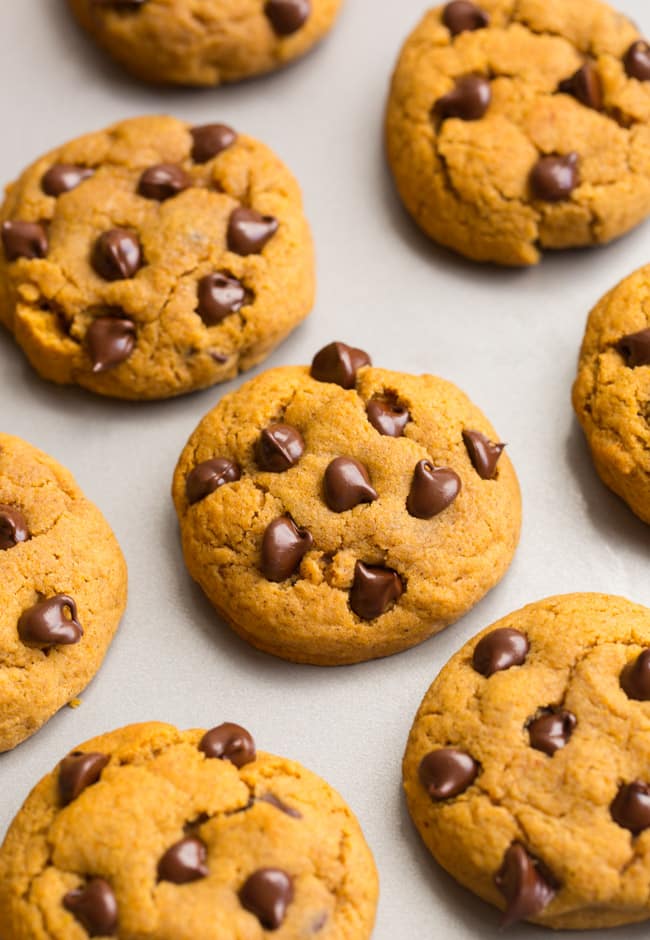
227,208,278,255
324,457,377,512
530,153,579,202
92,229,142,281
419,748,479,800
158,837,209,884
366,398,409,436
407,461,461,519
186,458,241,504
190,123,237,163
85,317,136,373
620,650,650,701
495,843,557,928
527,710,576,756
138,164,191,201
260,793,303,819
2,220,48,261
264,0,311,35
197,272,248,325
256,424,305,472
617,328,650,367
42,164,94,196
558,63,603,111
310,342,372,389
472,627,529,677
624,41,650,81
434,75,491,121
610,781,650,834
59,752,110,805
462,429,505,479
199,722,256,767
349,561,403,620
442,0,489,35
261,516,313,581
63,879,118,936
18,594,83,647
239,869,294,930
0,505,30,550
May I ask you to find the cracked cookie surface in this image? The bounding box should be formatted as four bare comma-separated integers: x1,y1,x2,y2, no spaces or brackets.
0,434,127,752
67,0,343,86
172,343,521,665
0,720,378,939
386,0,650,265
404,593,650,929
0,115,314,400
572,264,650,524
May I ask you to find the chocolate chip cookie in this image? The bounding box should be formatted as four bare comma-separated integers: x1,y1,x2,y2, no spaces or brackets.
172,342,521,665
0,115,314,399
404,593,650,929
68,0,343,86
386,0,650,265
0,434,127,751
573,265,650,524
0,720,378,938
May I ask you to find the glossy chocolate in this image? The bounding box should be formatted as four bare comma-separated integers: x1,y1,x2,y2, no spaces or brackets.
620,649,650,700
42,164,93,196
472,627,529,677
558,63,603,110
256,424,305,472
442,1,489,35
610,781,650,834
349,561,403,620
2,220,48,261
265,0,311,35
407,461,461,519
239,868,294,929
186,458,241,504
261,516,313,581
527,710,577,756
63,879,118,936
434,75,491,121
92,229,142,281
530,153,579,202
624,40,650,81
59,752,110,805
419,748,479,800
199,722,256,768
462,429,505,479
158,837,209,884
310,342,371,389
324,457,377,512
495,843,557,928
227,208,278,255
18,594,83,647
366,398,409,436
85,317,136,373
190,123,237,163
617,328,650,367
197,272,248,325
138,164,191,200
0,505,30,550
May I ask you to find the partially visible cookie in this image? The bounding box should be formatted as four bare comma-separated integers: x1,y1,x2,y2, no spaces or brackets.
573,265,650,524
0,115,315,400
386,0,650,265
68,0,343,86
0,434,127,751
0,720,378,939
404,593,650,930
172,342,521,665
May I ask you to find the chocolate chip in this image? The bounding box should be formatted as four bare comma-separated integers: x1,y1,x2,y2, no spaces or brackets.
256,424,305,472
617,328,650,367
0,506,30,550
260,793,303,819
310,342,372,389
620,650,650,701
239,869,294,930
1,220,48,261
407,461,461,519
349,561,403,620
261,516,313,581
92,229,142,281
186,458,241,505
199,722,256,767
197,273,247,325
462,429,505,479
59,752,109,805
138,164,192,201
530,153,579,202
190,123,237,163
624,41,650,81
264,0,311,35
442,0,489,35
434,75,491,121
18,594,83,647
42,164,94,196
366,398,409,436
158,837,209,884
419,748,479,800
558,63,603,111
610,781,650,834
227,208,279,256
527,710,576,756
472,627,529,677
85,317,136,373
494,843,557,928
324,457,377,512
64,879,118,937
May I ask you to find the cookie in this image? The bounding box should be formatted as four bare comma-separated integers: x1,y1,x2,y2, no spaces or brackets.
0,434,127,752
172,342,521,665
0,720,378,938
404,593,650,929
572,265,650,524
0,115,315,400
68,0,343,86
386,0,650,266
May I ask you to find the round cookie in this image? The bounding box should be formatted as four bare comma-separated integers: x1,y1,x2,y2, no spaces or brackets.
386,0,650,266
172,341,521,665
0,434,127,751
67,0,343,86
0,720,378,939
404,593,650,929
572,265,650,524
0,115,315,400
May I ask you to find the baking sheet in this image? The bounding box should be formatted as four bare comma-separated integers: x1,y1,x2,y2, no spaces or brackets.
0,2,648,936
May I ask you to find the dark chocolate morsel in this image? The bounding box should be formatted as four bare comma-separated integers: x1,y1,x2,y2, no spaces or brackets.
42,164,94,196
442,0,489,35
239,868,294,930
138,164,191,201
186,458,241,505
434,75,491,121
85,317,136,373
530,153,579,202
472,627,529,677
310,342,372,389
527,710,577,756
18,594,83,647
407,461,461,519
260,793,303,819
158,837,209,884
324,457,377,512
624,41,650,82
261,516,313,581
495,843,557,928
197,273,247,325
617,328,650,367
0,505,30,550
256,424,305,472
199,722,256,768
265,0,311,35
366,398,409,436
227,208,278,256
462,429,505,479
620,649,650,701
92,229,142,281
63,879,118,937
558,63,603,111
190,123,237,163
610,781,650,835
59,752,110,805
2,220,48,261
419,748,479,800
349,561,403,620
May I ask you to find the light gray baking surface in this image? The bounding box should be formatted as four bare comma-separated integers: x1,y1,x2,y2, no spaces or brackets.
0,1,649,936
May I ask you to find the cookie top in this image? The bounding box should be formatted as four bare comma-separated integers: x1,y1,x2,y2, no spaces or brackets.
386,0,650,265
68,0,343,86
404,593,650,930
572,265,650,525
0,115,314,400
0,434,127,752
172,342,521,665
0,721,378,939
